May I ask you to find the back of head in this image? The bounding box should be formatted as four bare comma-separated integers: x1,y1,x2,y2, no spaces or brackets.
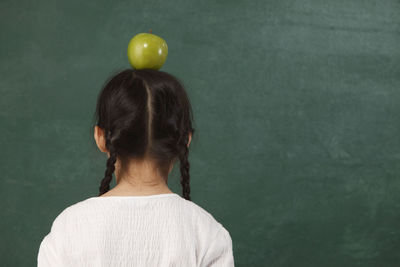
93,68,195,200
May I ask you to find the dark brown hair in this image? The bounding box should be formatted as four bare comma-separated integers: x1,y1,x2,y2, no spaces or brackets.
93,68,195,200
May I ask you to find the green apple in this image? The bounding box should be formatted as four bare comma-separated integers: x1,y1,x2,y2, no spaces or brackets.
127,31,168,70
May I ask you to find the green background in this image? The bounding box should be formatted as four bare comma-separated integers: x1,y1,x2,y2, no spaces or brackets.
1,0,399,266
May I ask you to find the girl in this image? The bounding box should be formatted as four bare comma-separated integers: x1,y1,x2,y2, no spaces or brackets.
37,68,234,266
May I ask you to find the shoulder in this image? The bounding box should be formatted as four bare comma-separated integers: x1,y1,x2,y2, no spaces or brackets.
181,198,221,223
49,197,95,227
38,199,95,265
178,197,228,237
179,199,234,266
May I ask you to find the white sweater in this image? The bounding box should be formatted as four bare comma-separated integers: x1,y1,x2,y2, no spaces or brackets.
37,193,234,267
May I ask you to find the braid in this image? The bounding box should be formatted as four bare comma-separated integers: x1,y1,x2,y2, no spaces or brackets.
98,132,117,196
179,133,191,201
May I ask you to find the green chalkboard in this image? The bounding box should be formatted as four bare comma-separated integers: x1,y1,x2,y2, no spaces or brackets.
1,0,400,266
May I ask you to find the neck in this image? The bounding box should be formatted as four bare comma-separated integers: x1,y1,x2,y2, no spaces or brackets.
100,157,174,197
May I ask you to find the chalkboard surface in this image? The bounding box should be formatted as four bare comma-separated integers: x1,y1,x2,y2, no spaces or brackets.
1,0,399,266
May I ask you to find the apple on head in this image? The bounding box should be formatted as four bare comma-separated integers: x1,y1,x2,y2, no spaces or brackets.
127,29,168,70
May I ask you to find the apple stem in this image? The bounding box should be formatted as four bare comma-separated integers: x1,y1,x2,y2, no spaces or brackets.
149,29,152,34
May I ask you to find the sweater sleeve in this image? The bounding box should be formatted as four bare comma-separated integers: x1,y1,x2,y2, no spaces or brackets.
37,209,68,267
200,226,235,267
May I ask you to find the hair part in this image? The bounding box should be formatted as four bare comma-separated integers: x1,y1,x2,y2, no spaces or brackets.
93,68,195,200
